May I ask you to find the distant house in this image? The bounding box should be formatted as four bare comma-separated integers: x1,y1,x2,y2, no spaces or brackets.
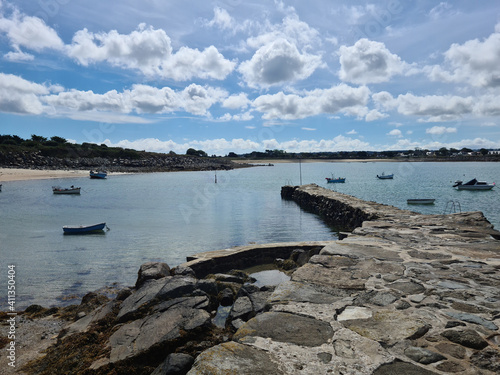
488,150,500,155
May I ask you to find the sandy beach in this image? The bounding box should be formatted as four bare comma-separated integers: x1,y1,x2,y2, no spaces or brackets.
0,168,89,182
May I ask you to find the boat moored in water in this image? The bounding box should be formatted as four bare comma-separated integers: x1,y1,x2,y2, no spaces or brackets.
453,178,495,190
377,172,393,179
407,199,435,205
52,185,81,194
325,174,346,183
63,222,107,234
90,170,107,179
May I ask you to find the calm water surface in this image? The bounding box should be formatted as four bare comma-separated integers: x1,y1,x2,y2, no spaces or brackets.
1,161,499,309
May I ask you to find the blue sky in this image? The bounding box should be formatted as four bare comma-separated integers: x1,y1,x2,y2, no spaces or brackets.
1,0,500,155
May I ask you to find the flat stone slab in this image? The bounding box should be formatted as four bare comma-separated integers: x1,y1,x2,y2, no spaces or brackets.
337,306,373,321
342,310,431,346
291,263,366,290
445,311,498,330
373,361,439,375
270,280,349,304
321,237,403,262
234,312,334,347
187,341,284,375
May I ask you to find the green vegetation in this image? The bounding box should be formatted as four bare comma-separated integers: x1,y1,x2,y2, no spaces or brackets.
0,134,155,160
227,148,500,161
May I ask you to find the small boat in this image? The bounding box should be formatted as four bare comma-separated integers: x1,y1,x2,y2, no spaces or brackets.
53,185,81,194
63,222,107,234
453,178,495,190
377,173,393,179
326,174,346,183
90,170,107,179
407,199,435,205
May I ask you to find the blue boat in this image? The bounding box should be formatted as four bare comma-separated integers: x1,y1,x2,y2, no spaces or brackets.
90,170,107,179
63,222,107,234
325,174,346,183
326,177,346,183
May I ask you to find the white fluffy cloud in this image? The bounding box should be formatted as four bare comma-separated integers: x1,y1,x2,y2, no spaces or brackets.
103,137,262,155
67,25,236,80
0,73,55,114
428,23,500,88
238,12,323,88
425,126,457,135
101,134,371,155
372,92,476,122
0,13,64,53
239,38,322,88
339,39,407,84
387,129,402,137
253,84,370,120
395,93,473,122
39,81,228,119
222,93,250,109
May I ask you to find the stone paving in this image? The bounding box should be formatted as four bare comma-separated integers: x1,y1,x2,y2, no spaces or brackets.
188,185,500,374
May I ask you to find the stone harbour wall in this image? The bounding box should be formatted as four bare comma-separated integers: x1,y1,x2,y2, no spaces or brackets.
20,184,500,375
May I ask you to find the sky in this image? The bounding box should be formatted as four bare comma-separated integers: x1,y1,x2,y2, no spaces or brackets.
1,0,500,155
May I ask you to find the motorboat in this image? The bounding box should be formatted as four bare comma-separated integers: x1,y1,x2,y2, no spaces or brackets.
53,186,81,194
453,178,495,190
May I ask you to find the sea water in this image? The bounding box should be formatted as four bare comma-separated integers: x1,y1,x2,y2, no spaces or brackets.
0,161,499,309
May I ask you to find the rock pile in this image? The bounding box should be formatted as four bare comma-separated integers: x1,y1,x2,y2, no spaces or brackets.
0,149,245,172
21,184,500,374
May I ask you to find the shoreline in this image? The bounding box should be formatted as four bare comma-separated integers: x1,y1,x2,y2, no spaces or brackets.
2,157,498,181
0,168,133,182
0,168,89,182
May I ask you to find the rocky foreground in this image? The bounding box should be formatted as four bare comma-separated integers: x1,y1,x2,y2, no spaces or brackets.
11,184,500,374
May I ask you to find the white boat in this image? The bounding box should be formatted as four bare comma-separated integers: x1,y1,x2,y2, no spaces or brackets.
377,172,393,179
453,178,495,190
407,199,435,205
53,186,81,194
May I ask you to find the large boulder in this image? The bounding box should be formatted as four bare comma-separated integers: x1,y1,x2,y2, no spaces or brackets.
109,300,211,363
136,262,170,288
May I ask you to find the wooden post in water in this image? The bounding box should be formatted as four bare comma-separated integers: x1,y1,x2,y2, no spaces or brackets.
299,155,302,185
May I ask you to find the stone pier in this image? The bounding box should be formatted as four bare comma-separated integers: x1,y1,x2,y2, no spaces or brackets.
188,184,500,374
